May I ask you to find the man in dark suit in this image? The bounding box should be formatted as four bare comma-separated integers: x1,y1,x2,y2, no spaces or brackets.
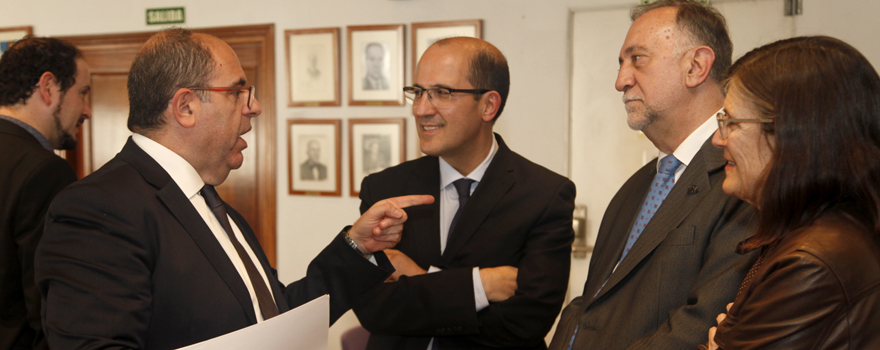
549,1,758,349
354,37,575,349
0,37,90,350
35,29,432,350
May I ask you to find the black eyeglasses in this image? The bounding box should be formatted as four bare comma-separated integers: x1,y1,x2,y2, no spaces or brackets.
189,86,256,108
403,86,490,108
716,107,774,140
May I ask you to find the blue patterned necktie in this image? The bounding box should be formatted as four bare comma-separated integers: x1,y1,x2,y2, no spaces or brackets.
568,155,683,349
618,154,682,264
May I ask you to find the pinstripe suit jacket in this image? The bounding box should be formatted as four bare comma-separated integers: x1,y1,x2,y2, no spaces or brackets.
550,137,758,350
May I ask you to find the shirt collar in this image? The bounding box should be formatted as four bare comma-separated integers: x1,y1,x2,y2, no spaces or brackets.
0,115,53,150
131,133,205,198
439,136,498,189
658,109,719,171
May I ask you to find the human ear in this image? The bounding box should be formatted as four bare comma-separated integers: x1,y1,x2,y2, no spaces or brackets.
481,91,502,123
685,46,716,88
171,88,198,128
36,72,60,106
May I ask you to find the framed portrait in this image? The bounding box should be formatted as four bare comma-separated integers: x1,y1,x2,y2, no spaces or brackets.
288,119,342,196
349,118,406,197
411,20,482,77
0,26,33,58
286,27,341,107
347,24,405,106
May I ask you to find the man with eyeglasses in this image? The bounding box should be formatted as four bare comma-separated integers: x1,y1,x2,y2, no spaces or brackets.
35,28,432,350
549,1,757,349
353,37,575,350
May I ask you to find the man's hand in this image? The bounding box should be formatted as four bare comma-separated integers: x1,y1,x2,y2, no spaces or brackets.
351,195,434,253
479,266,518,302
384,249,427,282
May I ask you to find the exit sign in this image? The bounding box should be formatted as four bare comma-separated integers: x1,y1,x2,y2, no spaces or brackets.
146,7,185,25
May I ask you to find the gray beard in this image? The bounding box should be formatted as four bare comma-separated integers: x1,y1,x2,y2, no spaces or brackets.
627,107,660,131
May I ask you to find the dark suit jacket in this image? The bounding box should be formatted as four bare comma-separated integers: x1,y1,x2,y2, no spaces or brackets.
0,119,76,350
549,138,758,350
35,138,393,350
355,134,575,350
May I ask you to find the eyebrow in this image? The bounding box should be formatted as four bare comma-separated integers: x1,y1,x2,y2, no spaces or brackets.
624,45,649,56
81,86,91,94
411,84,451,89
229,78,246,88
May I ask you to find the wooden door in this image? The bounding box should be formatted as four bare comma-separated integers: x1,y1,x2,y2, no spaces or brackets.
59,25,277,264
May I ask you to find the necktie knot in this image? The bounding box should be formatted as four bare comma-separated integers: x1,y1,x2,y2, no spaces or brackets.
448,178,476,239
453,178,476,205
658,155,682,175
201,185,223,209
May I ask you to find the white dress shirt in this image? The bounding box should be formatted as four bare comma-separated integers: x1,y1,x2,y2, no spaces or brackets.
425,137,498,350
132,133,276,323
658,111,721,183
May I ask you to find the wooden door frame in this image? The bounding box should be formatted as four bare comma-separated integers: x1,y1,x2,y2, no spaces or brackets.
58,24,278,264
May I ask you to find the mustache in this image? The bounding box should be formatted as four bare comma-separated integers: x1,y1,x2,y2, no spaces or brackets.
622,95,643,103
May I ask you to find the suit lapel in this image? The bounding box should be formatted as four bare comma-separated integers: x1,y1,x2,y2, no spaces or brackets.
119,138,258,324
441,135,515,265
405,158,443,266
595,138,721,301
583,167,653,298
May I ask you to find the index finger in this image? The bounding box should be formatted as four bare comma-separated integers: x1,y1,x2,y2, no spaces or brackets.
383,195,435,209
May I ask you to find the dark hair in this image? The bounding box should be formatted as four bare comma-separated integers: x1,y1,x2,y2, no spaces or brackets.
468,47,510,121
127,28,214,134
728,36,880,252
632,0,732,83
430,37,510,121
0,36,83,107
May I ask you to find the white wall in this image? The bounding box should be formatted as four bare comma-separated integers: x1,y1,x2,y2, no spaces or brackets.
9,0,880,348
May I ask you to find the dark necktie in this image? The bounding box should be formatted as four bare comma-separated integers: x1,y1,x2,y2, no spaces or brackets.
449,178,476,236
201,185,279,320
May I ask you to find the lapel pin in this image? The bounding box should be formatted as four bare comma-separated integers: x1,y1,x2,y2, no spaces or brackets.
687,185,698,194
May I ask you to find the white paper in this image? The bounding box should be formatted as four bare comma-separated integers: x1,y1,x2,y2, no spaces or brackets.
178,295,329,350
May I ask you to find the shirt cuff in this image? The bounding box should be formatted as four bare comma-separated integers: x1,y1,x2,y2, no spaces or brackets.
473,267,489,311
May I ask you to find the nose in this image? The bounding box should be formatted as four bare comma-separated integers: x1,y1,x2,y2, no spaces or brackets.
412,94,436,118
83,100,93,120
615,64,634,92
245,97,262,119
711,128,726,148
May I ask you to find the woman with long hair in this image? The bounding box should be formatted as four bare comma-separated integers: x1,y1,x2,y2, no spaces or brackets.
703,36,880,349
